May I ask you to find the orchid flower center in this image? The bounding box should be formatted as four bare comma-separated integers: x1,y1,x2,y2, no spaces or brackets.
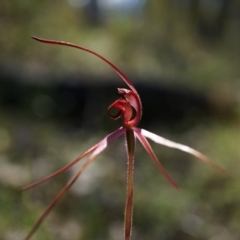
108,88,139,128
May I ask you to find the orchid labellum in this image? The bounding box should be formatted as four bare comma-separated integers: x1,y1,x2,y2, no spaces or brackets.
22,37,225,240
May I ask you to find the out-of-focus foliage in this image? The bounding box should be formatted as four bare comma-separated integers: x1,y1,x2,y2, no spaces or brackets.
1,0,240,88
1,0,240,240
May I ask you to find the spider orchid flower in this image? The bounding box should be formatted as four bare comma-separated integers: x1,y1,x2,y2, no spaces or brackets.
22,36,225,240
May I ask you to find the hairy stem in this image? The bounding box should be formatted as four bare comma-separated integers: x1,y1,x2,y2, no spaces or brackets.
124,129,135,240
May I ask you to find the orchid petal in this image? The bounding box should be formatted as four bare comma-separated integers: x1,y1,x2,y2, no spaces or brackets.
133,127,225,175
20,143,98,191
108,98,133,124
134,130,179,189
124,129,135,240
117,88,142,127
24,127,125,240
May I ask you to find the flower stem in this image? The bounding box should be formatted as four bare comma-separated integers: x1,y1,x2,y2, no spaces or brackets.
124,129,135,240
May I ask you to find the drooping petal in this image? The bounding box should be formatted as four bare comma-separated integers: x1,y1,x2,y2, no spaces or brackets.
124,129,135,240
20,143,98,191
133,127,226,175
23,127,125,240
134,130,179,189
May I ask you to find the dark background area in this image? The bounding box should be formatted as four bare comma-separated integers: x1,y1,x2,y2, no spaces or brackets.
1,1,240,239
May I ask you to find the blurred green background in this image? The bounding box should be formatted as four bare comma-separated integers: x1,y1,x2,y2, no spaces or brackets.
1,0,240,239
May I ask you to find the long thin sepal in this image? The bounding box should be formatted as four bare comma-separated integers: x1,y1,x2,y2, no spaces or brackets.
133,127,226,175
134,131,179,189
31,37,136,92
32,36,142,127
24,127,125,240
20,143,99,191
124,129,135,240
24,157,94,240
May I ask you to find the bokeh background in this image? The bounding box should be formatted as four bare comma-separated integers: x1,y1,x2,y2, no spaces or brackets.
1,1,240,239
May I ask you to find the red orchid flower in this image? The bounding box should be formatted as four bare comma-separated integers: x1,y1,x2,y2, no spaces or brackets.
22,36,226,240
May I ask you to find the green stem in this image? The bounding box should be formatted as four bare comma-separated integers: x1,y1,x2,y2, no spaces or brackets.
124,129,135,240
